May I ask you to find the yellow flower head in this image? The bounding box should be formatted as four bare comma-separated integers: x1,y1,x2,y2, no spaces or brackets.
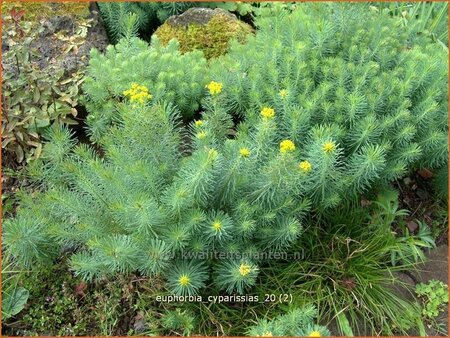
322,141,336,154
240,147,250,158
194,120,203,127
208,149,219,162
280,140,296,153
308,331,321,337
196,131,207,140
279,89,288,99
239,263,252,276
299,160,312,173
179,274,190,286
213,221,222,231
123,83,152,104
260,107,275,119
262,331,273,337
206,81,223,95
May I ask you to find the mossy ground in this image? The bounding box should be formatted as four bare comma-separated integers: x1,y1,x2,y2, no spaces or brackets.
2,2,90,21
154,14,253,59
2,259,168,336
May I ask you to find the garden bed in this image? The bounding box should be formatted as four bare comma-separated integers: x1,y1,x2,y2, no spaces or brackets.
1,2,448,337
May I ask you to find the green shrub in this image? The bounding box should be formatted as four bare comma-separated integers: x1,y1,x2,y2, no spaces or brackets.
161,308,196,336
210,2,448,205
375,2,448,48
4,83,315,297
97,2,155,44
247,305,329,337
82,36,208,141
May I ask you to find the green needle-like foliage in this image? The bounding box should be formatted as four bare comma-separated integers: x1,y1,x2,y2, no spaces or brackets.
3,3,448,301
247,305,330,337
210,2,448,201
83,36,208,141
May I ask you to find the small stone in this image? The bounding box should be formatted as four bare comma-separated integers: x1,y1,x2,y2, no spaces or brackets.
406,220,419,233
361,198,372,207
418,168,434,179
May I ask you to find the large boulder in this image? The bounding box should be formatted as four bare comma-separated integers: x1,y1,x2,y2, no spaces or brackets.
153,7,253,59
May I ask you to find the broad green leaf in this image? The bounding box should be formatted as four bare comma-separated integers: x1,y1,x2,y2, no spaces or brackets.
2,287,29,320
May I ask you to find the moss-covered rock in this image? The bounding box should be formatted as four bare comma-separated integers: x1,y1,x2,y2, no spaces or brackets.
154,8,253,59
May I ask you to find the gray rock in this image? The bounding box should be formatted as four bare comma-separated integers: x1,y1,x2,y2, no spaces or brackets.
413,245,448,284
388,271,417,302
32,2,108,73
166,7,237,27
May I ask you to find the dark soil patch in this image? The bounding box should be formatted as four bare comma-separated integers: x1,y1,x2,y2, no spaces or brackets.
394,170,448,245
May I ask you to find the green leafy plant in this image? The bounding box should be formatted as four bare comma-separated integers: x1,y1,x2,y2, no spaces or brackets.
247,305,329,337
416,280,449,320
210,2,448,204
97,2,154,44
370,189,436,265
2,287,29,320
391,220,436,266
161,308,196,336
1,256,29,321
82,36,208,141
4,83,314,297
2,10,80,163
374,2,448,49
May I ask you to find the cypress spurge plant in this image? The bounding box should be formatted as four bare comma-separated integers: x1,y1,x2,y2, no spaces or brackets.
211,2,448,204
247,305,329,337
3,2,448,322
4,85,314,296
83,36,208,142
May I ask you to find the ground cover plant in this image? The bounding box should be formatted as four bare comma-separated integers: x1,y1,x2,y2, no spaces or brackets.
1,3,93,164
1,1,448,336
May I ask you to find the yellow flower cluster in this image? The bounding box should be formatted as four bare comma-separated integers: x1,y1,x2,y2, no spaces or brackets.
322,141,336,154
261,107,275,119
239,263,252,276
196,131,207,140
194,120,203,127
206,81,223,95
123,83,152,104
179,274,190,286
280,140,296,153
208,148,218,160
240,147,250,158
299,160,312,173
308,331,321,337
213,221,222,231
